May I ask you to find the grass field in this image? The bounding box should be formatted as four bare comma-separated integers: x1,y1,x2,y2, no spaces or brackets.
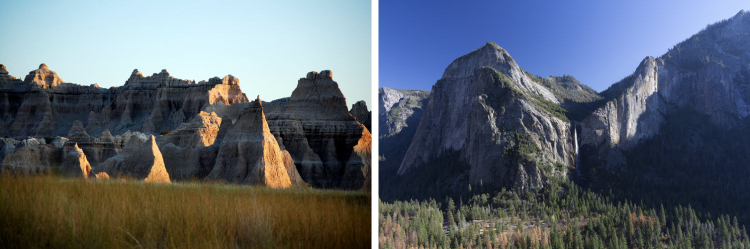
0,174,370,248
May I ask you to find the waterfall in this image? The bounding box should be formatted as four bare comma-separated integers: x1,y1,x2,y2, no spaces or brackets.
573,123,581,180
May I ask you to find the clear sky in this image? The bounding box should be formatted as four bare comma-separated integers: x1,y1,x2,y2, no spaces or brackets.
0,0,371,108
380,0,749,92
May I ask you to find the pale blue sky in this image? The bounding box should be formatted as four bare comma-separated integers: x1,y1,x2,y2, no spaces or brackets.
0,0,371,107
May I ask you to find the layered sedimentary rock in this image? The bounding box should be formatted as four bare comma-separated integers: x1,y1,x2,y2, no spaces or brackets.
65,121,122,166
282,150,309,188
1,64,369,190
349,100,371,131
207,97,292,188
266,71,371,189
0,137,62,174
341,127,371,190
0,64,22,86
62,143,92,178
158,111,222,148
97,135,171,183
397,42,573,192
157,112,223,181
0,65,248,138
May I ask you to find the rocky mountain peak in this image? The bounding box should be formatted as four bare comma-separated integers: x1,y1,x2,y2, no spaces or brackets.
222,75,240,85
735,9,746,18
207,89,292,188
0,65,20,85
379,87,404,112
306,70,334,80
441,41,517,80
440,42,560,105
130,69,143,77
272,70,353,121
350,100,371,131
23,63,64,88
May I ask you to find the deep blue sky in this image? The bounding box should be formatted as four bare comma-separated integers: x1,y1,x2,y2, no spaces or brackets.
380,0,749,92
0,0,370,107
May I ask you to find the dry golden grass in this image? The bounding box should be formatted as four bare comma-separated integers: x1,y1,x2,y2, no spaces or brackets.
0,174,370,248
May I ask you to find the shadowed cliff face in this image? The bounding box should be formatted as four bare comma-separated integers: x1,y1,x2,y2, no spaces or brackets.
0,65,249,138
377,87,430,186
0,65,369,190
207,97,292,188
265,70,371,190
95,134,171,183
349,100,371,131
579,10,750,171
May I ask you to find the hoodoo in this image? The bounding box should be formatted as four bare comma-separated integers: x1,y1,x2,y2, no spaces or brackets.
207,96,292,188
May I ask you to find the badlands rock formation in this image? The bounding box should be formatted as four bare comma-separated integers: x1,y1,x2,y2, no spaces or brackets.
0,65,248,138
62,143,92,178
0,137,61,174
96,135,171,183
266,70,371,190
207,97,292,188
349,100,371,131
158,111,222,148
0,64,369,190
65,121,122,166
282,150,309,188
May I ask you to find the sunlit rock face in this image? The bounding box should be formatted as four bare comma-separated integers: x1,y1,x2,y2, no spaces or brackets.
349,100,371,131
0,65,248,138
207,97,292,188
265,70,371,190
62,143,92,179
0,137,61,174
0,64,369,190
95,134,171,183
580,10,750,170
393,43,573,193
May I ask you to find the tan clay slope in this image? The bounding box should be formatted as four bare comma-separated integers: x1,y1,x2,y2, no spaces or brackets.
266,70,370,189
62,143,92,179
97,134,171,183
208,96,292,188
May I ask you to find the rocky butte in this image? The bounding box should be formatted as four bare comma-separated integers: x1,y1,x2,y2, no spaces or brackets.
0,65,370,190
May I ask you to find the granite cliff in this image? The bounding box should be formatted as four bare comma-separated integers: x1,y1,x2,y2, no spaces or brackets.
579,10,750,171
381,11,750,210
377,87,430,182
384,42,577,199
